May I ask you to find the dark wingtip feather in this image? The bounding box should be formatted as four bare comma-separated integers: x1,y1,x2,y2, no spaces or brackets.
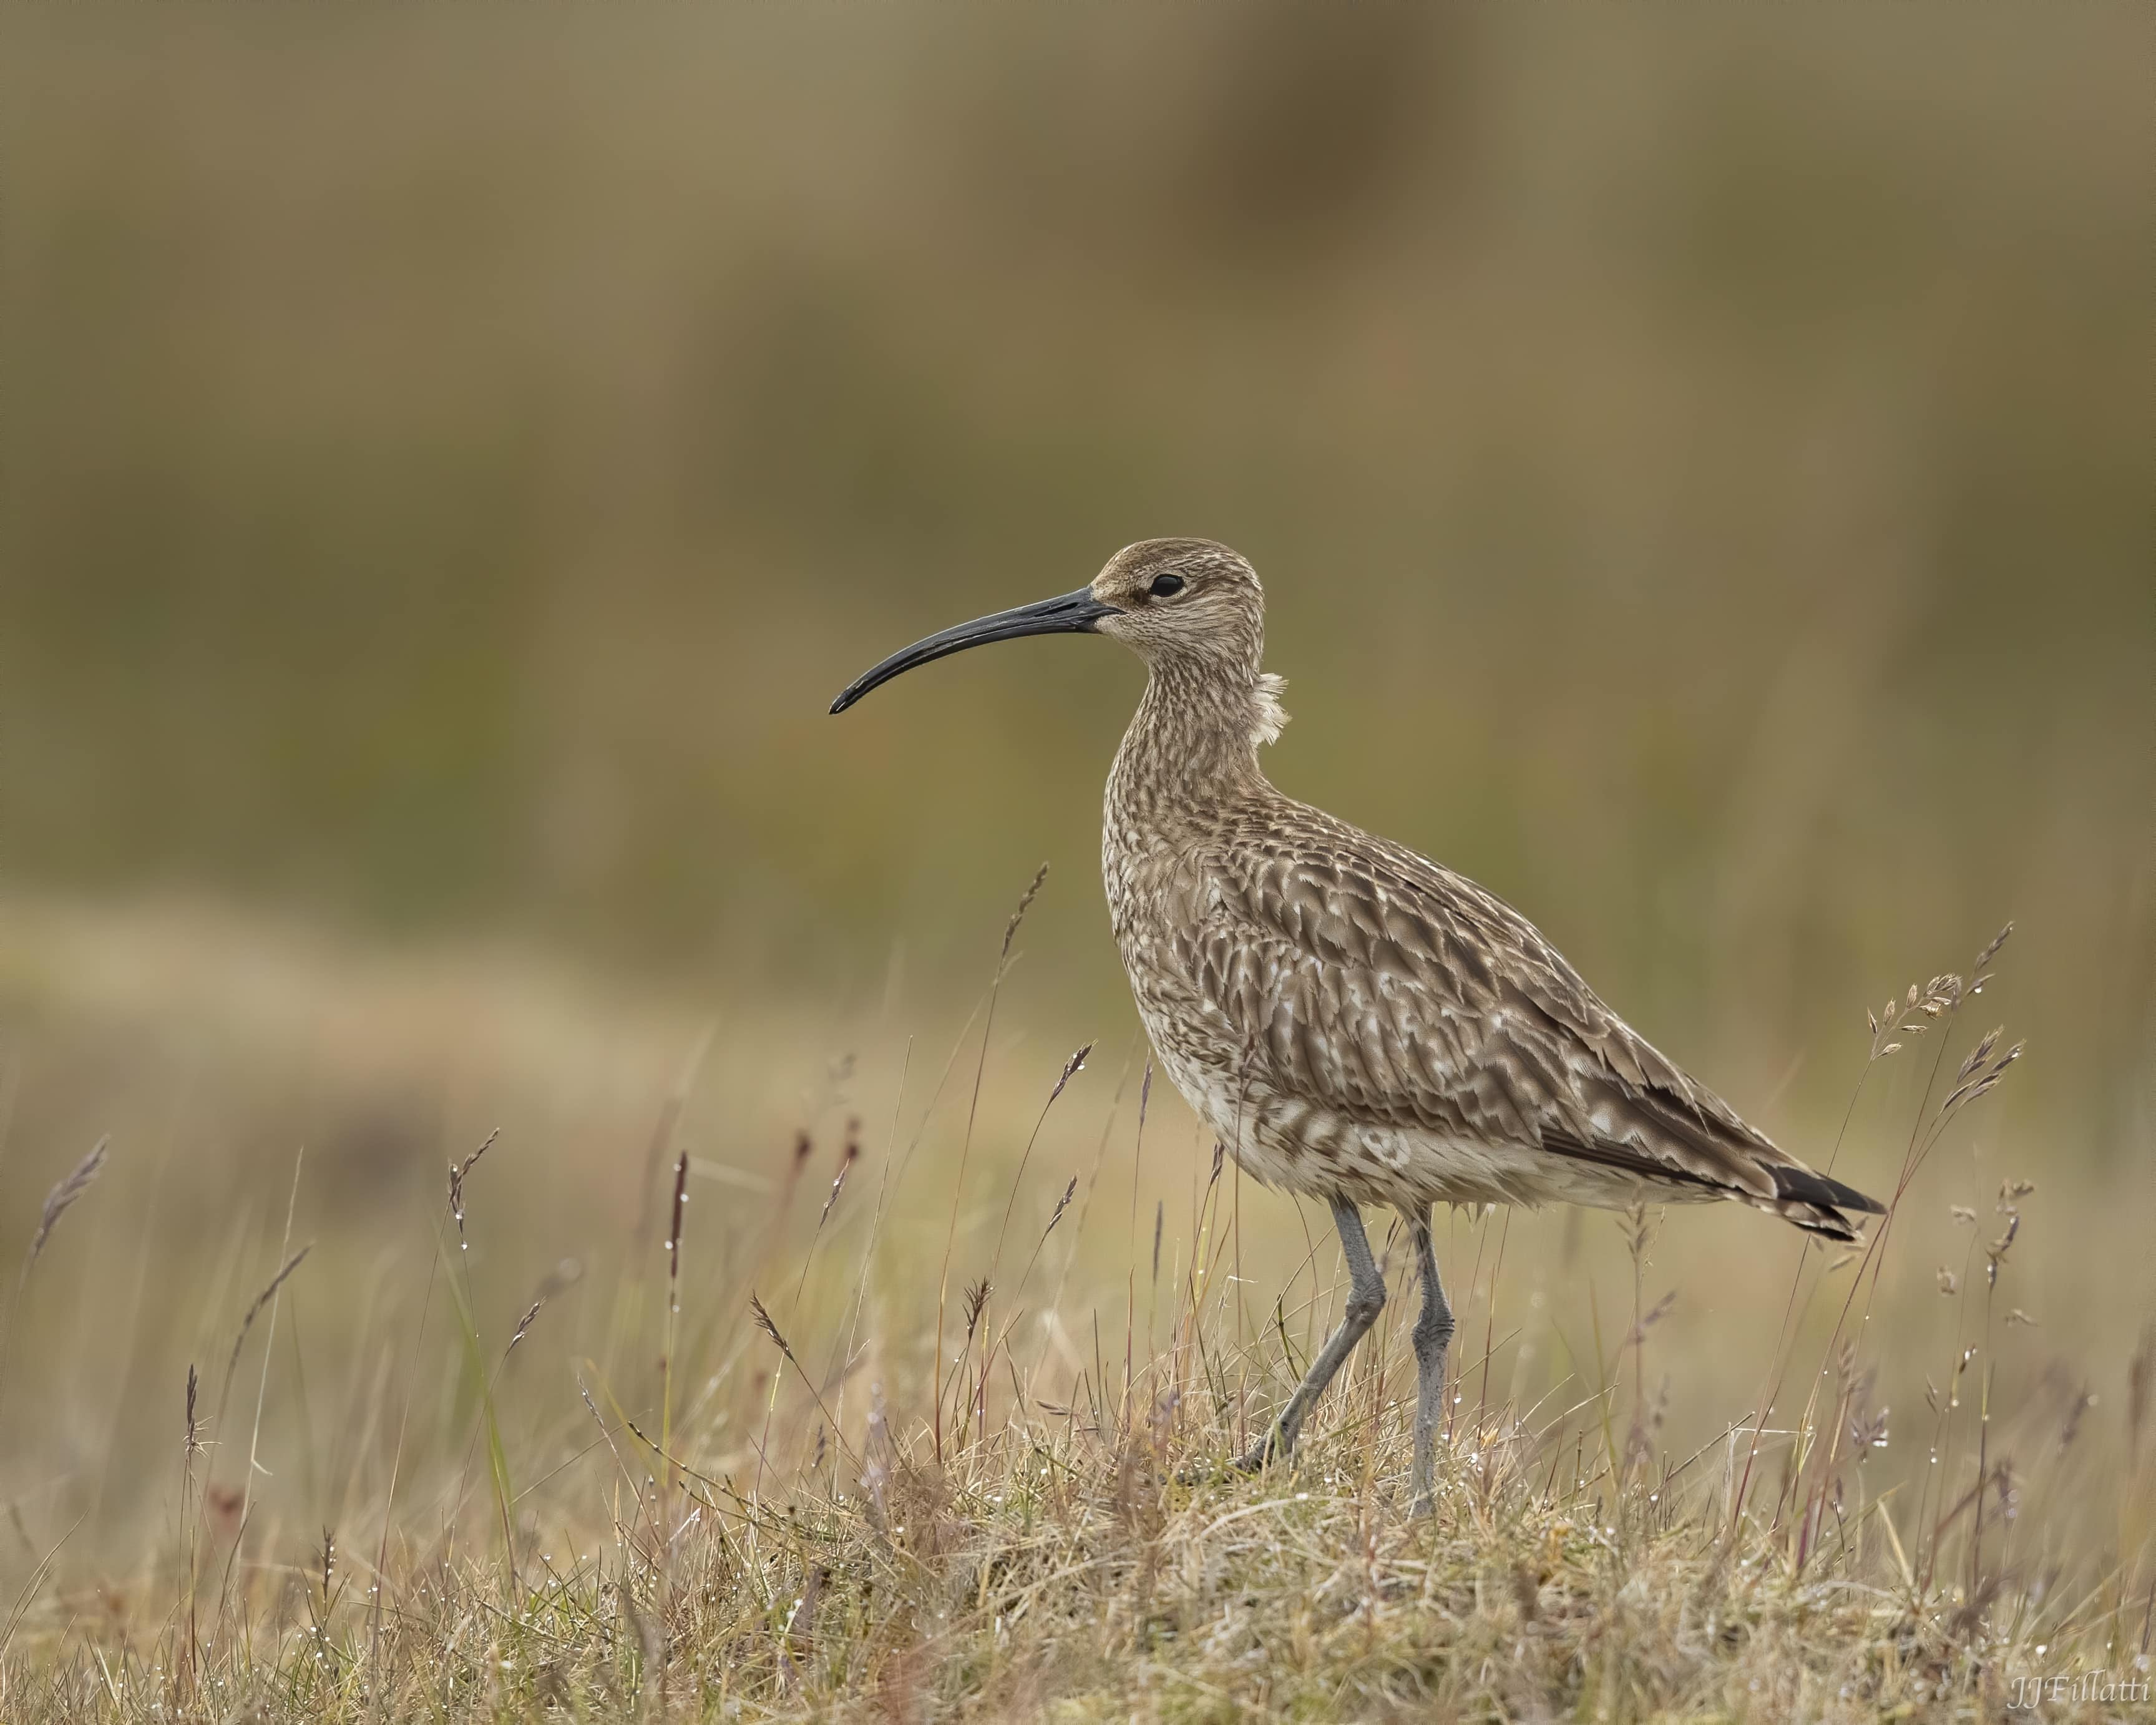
1771,1163,1886,1216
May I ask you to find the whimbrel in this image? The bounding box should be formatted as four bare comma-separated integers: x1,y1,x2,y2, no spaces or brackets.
832,539,1883,1511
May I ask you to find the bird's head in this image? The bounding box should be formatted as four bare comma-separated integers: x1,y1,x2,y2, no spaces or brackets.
829,537,1271,717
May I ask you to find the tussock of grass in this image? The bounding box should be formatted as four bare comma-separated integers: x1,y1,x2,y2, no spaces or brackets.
6,1340,2143,1720
0,912,2149,1721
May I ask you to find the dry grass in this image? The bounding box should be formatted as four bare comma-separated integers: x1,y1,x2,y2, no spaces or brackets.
0,901,2148,1723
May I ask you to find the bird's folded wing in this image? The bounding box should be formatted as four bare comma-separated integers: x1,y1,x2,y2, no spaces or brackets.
1171,813,1857,1210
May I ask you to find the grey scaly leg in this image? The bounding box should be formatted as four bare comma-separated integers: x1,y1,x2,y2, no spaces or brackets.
1408,1208,1455,1515
1239,1198,1386,1471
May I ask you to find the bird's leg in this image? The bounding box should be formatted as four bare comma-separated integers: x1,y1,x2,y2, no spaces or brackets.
1408,1208,1455,1516
1238,1198,1385,1472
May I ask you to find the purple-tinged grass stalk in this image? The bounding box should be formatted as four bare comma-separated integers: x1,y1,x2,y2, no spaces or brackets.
934,862,1046,1468
1124,1060,1154,1414
967,1043,1092,1434
0,1138,112,1424
661,1149,688,1522
789,1117,862,1319
22,1137,109,1278
238,1146,306,1553
746,1291,855,1473
439,1171,519,1596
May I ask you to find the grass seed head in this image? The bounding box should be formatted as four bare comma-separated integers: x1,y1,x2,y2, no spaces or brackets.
1000,862,1050,962
226,1244,313,1381
749,1291,799,1368
447,1128,499,1239
25,1136,109,1273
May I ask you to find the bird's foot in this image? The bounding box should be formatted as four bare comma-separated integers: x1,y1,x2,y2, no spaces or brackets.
1232,1424,1293,1475
1174,1423,1294,1486
1174,1444,1269,1487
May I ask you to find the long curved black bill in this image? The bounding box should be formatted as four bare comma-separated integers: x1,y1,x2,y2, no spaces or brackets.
829,587,1120,714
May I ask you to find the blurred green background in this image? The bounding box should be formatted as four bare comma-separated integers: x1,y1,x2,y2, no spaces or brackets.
0,3,2149,1565
7,7,2151,1143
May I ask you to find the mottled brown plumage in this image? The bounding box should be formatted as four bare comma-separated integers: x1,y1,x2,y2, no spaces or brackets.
833,536,1882,1509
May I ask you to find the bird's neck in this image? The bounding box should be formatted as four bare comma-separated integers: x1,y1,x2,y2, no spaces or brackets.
1108,660,1285,835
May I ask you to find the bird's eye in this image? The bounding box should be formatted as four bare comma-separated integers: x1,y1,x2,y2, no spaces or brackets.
1149,573,1186,599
